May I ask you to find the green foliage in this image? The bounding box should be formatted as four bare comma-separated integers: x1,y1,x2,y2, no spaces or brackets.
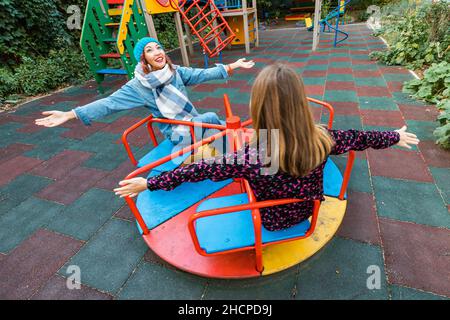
152,14,179,51
0,68,20,99
403,62,450,149
369,0,450,70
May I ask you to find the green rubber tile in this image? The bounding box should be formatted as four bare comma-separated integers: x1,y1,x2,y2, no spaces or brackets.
69,132,138,171
304,64,329,71
405,120,437,141
204,266,298,300
372,176,450,228
94,111,128,124
17,127,69,145
0,197,63,253
329,114,363,130
354,77,387,87
327,52,350,58
330,61,353,68
23,137,79,161
390,285,448,300
359,97,399,110
392,92,427,106
352,63,379,71
324,90,358,103
118,262,207,299
47,188,123,241
0,174,53,216
302,77,327,85
430,167,450,205
351,54,371,60
0,123,26,148
331,156,372,193
60,218,148,294
383,73,414,82
295,237,388,300
327,73,354,81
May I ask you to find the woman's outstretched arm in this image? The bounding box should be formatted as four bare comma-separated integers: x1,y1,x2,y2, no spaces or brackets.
177,58,255,86
35,81,146,127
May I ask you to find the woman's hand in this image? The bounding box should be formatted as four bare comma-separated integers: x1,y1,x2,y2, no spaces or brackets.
229,58,255,71
35,110,76,127
395,126,420,149
114,177,148,198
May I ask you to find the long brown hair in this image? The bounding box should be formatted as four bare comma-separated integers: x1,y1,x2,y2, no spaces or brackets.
250,63,334,177
140,52,175,74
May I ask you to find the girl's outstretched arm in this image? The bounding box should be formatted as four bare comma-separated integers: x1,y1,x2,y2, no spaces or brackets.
114,147,260,198
330,126,419,155
177,58,255,86
35,82,145,127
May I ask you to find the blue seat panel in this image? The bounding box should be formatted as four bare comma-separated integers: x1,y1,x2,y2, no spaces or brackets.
195,194,311,254
137,139,191,172
323,157,345,199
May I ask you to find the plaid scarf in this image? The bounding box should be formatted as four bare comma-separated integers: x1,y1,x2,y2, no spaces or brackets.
134,63,199,137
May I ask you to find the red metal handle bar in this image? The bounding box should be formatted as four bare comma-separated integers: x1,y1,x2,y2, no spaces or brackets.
149,118,226,130
338,150,355,200
307,97,334,129
122,115,157,166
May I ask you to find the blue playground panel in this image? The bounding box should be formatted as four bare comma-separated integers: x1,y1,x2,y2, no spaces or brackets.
137,139,191,172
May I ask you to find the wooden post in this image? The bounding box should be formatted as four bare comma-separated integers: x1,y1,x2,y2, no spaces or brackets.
174,11,190,66
242,0,250,54
253,0,259,47
140,0,158,39
184,22,194,55
312,0,322,51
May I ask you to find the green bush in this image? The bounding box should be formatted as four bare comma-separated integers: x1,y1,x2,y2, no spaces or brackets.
152,14,178,51
403,61,450,149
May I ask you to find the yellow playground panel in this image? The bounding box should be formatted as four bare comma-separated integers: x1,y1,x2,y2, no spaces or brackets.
226,12,256,45
145,0,177,14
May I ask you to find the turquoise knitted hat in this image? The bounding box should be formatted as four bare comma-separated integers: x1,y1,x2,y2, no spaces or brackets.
133,37,164,61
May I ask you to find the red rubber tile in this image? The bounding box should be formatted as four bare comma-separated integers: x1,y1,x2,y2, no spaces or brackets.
379,66,411,74
102,116,145,134
351,60,377,65
287,62,306,68
193,97,224,110
0,143,34,162
337,191,380,245
302,70,327,77
360,109,405,127
356,86,392,97
380,218,450,297
60,121,109,140
95,159,135,191
192,83,219,92
387,81,404,93
305,85,325,96
329,102,360,116
31,150,93,180
31,274,113,300
353,70,382,78
307,59,328,65
329,57,351,62
398,104,439,122
114,205,134,221
37,166,108,205
418,141,450,168
0,156,43,187
328,67,353,74
0,229,83,299
367,148,433,183
326,81,356,91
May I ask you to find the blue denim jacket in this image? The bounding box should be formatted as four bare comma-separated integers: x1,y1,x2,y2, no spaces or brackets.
73,64,229,138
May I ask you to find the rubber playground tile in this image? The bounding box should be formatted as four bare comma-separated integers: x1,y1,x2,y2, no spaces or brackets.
30,150,93,180
430,167,450,205
306,59,329,65
372,176,450,228
329,114,363,130
0,197,64,253
117,262,207,300
303,64,329,71
302,70,328,78
0,229,83,299
0,155,43,187
0,123,27,148
304,85,325,96
367,148,433,183
353,70,382,78
295,237,388,300
324,90,358,103
405,119,437,141
204,266,298,300
398,104,439,122
325,81,356,91
326,73,354,82
351,64,380,71
31,274,113,300
47,188,123,241
24,136,80,161
329,61,353,68
94,158,135,191
302,77,327,86
328,67,354,75
337,191,380,245
114,205,134,222
386,81,404,92
37,166,108,205
358,97,399,111
380,218,450,298
392,92,427,106
60,121,109,140
382,73,414,82
389,285,449,300
356,86,392,98
418,141,450,168
328,102,360,116
59,218,148,294
360,109,405,127
0,143,34,163
331,156,371,193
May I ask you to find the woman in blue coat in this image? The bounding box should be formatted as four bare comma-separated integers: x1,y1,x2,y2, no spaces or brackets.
35,37,254,145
